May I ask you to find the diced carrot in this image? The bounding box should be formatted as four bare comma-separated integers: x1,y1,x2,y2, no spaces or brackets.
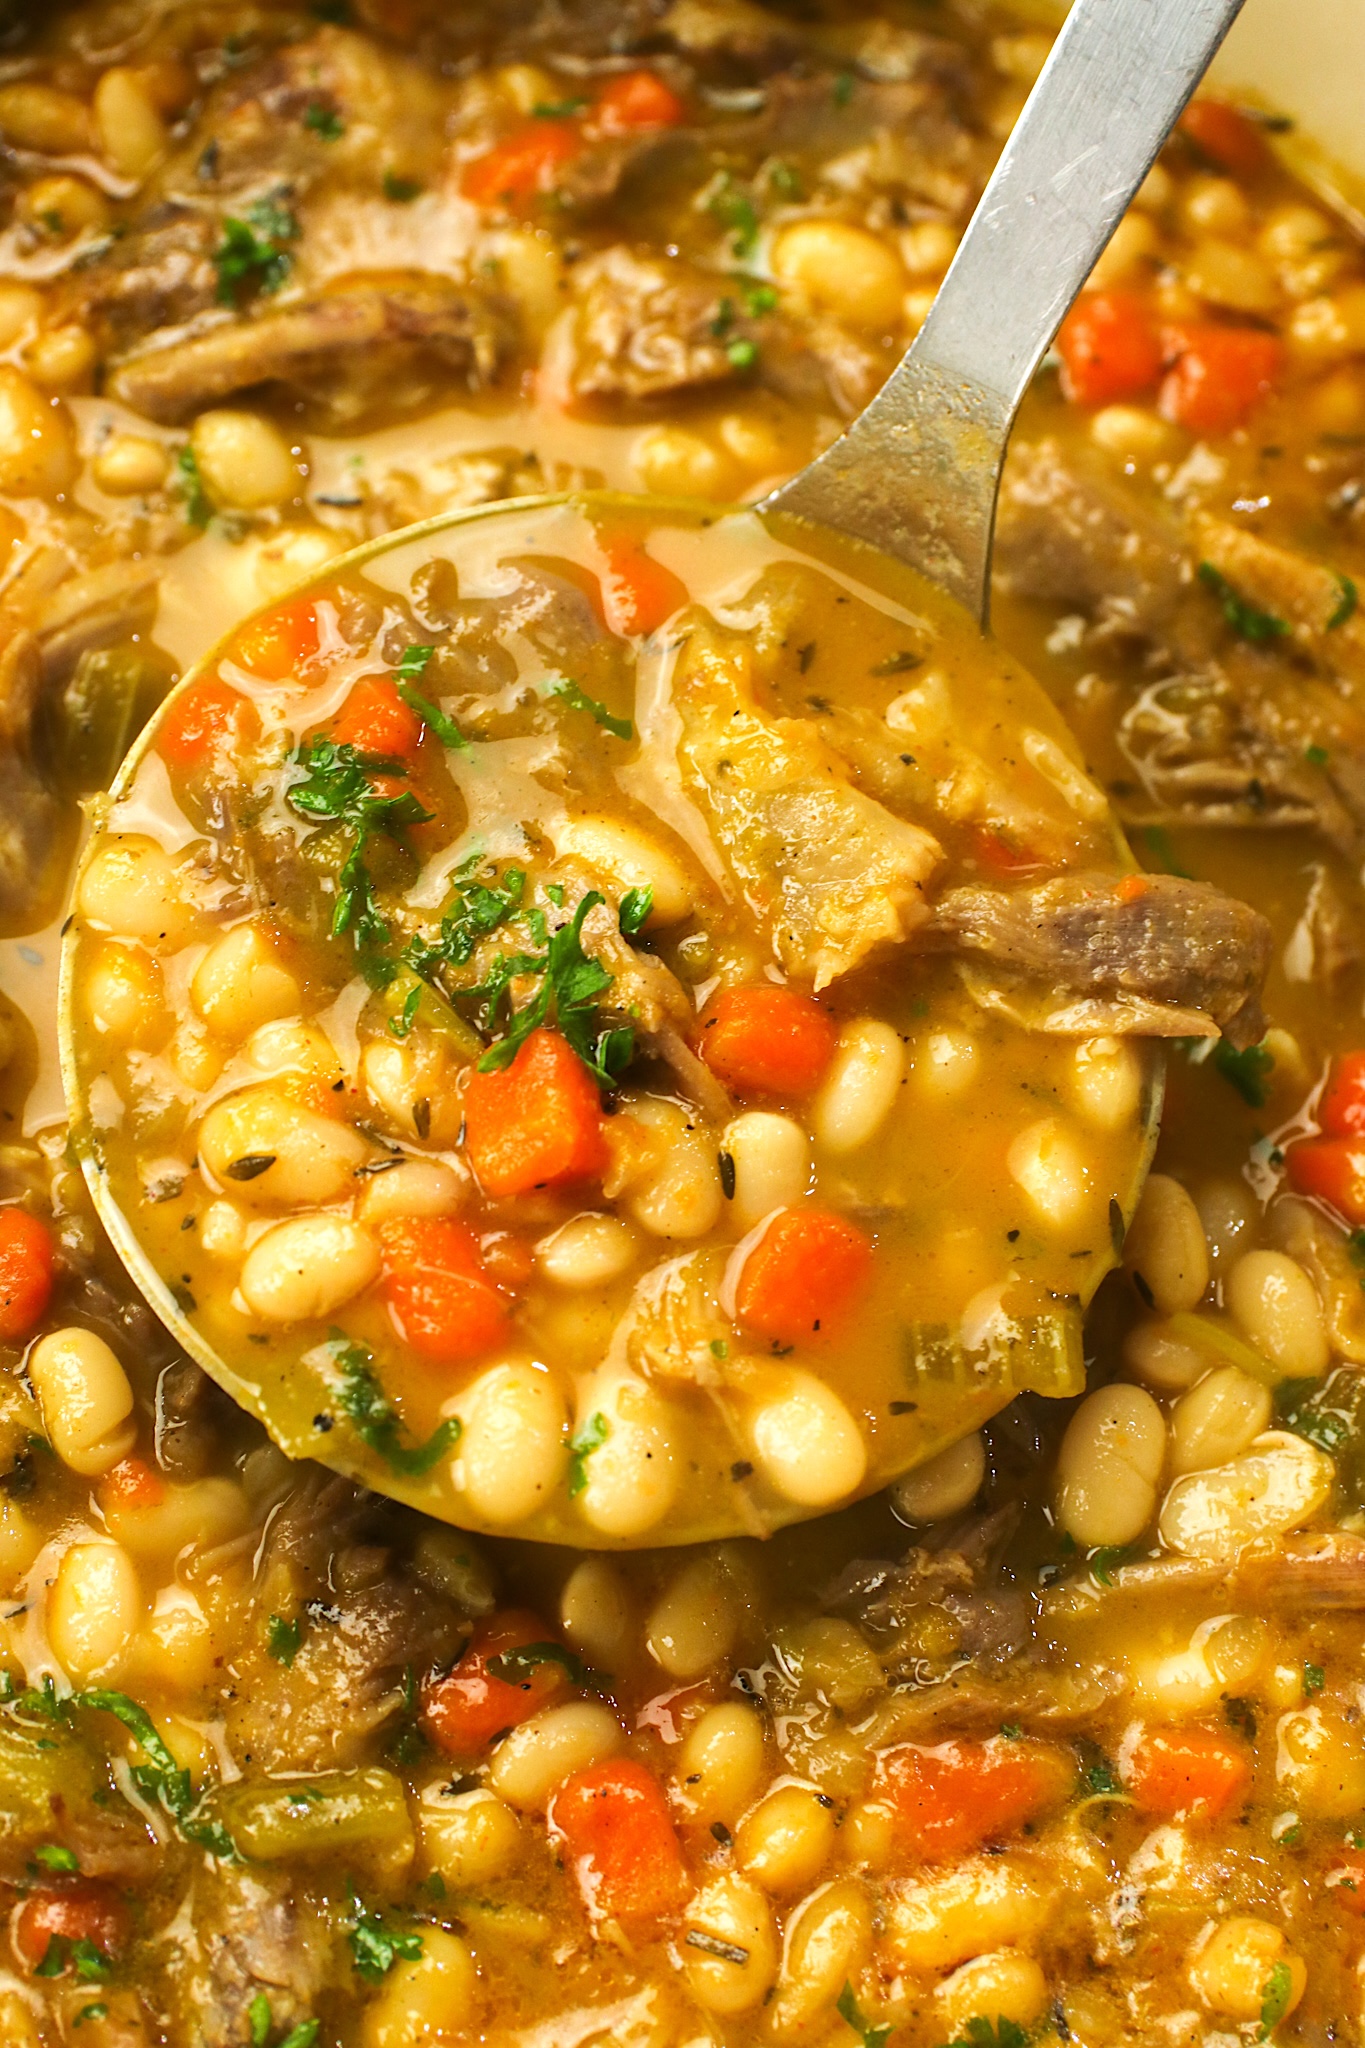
1179,99,1267,178
379,1215,510,1366
1116,873,1150,904
549,1758,690,1920
462,121,584,207
593,70,688,135
0,1208,54,1344
158,677,257,769
734,1206,874,1347
1317,1052,1365,1140
330,675,423,759
972,825,1043,876
421,1610,572,1756
698,985,838,1097
597,532,688,637
230,597,319,681
1121,1725,1253,1821
14,1880,128,1974
463,1028,607,1198
1159,323,1282,436
1285,1136,1365,1226
1056,290,1164,407
99,1457,166,1511
875,1737,1073,1862
1327,1851,1365,1916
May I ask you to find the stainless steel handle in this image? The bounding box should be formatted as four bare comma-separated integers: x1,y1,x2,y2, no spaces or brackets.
765,0,1248,623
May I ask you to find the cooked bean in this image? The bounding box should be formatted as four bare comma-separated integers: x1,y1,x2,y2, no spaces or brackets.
1159,1431,1335,1561
135,1589,219,1694
1187,1917,1305,2024
553,816,695,926
1287,284,1365,364
626,1105,724,1240
682,1874,779,2016
92,66,166,178
1181,174,1251,237
78,836,191,947
536,1214,638,1288
1123,1173,1210,1314
811,1020,904,1155
646,1557,739,1678
357,1158,466,1228
936,1950,1049,2036
722,1112,810,1229
916,1028,978,1099
0,286,42,351
883,1859,1047,1973
103,1476,247,1564
890,1431,985,1523
1275,1705,1365,1819
191,925,301,1039
1088,210,1160,287
735,1784,836,1895
1169,1364,1273,1475
769,1879,873,2042
1089,403,1176,459
25,324,97,394
199,1088,369,1208
560,1557,633,1667
0,83,91,153
634,425,734,499
716,408,784,474
28,1327,135,1476
1185,238,1279,314
417,1784,521,1888
1070,1036,1142,1130
899,219,959,277
574,1377,678,1538
84,942,163,1045
1007,1117,1089,1229
238,1215,380,1323
1193,1176,1257,1272
674,1702,767,1828
199,1200,248,1262
1055,1383,1165,1547
489,1701,623,1811
0,1498,40,1582
362,1041,461,1148
459,1363,568,1526
361,1927,477,2048
749,1371,867,1508
191,410,300,511
92,432,172,496
48,1540,142,1683
1123,1316,1208,1392
0,365,77,497
772,221,906,331
1225,1249,1329,1379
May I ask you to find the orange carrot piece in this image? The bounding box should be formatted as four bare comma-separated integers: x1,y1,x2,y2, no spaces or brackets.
593,70,688,134
1179,99,1268,177
597,533,688,636
875,1737,1073,1862
159,677,257,769
1159,323,1281,436
99,1457,166,1511
1056,290,1164,407
379,1216,509,1366
15,1880,128,1975
231,597,319,681
1122,1725,1253,1821
698,985,838,1097
1327,1851,1365,1916
0,1208,54,1343
549,1758,690,1919
734,1206,873,1346
330,675,424,759
421,1610,572,1756
464,1028,607,1198
462,121,584,207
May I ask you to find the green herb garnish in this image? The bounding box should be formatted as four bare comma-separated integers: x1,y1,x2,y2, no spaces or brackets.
1088,1544,1136,1587
250,1994,273,2048
1329,573,1358,630
304,102,344,140
1305,742,1331,767
1211,1037,1275,1108
349,1894,424,1984
383,172,422,201
944,2023,1030,2048
288,736,431,952
473,891,631,1086
395,645,468,750
727,337,759,371
1259,1957,1293,2038
1198,561,1290,643
176,444,212,529
1304,1661,1325,1695
552,677,633,740
1085,1757,1122,1795
329,1334,462,1474
213,198,300,303
35,1936,110,1981
389,984,423,1040
707,175,760,258
34,1842,79,1872
533,96,588,117
618,887,653,936
836,1983,892,2048
76,1687,235,1855
487,1641,587,1686
267,1614,303,1668
567,1411,609,1496
73,2008,108,2031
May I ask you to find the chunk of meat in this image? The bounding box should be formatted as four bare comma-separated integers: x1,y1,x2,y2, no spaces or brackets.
163,1864,333,2048
924,870,1272,1046
1192,511,1365,685
0,630,61,923
109,273,516,424
668,618,943,987
54,211,219,356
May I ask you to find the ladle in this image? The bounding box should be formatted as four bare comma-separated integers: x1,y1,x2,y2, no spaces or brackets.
58,0,1255,1540
767,0,1249,623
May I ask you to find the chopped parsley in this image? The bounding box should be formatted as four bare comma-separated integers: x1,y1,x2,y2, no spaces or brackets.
304,102,345,140
552,677,633,740
349,1894,425,1983
1259,1957,1293,2038
176,444,213,529
394,644,468,750
267,1614,303,1667
1088,1544,1136,1587
470,890,634,1086
36,1937,110,1981
567,1411,609,1496
487,1641,587,1686
1137,824,1193,878
287,736,431,952
727,336,759,371
1304,1660,1325,1695
1329,573,1358,630
1084,1757,1122,1796
249,1995,320,2048
1305,741,1331,767
619,886,653,935
213,197,300,303
1211,1037,1275,1108
833,69,855,106
1276,1376,1353,1453
382,171,422,202
533,96,588,117
73,2008,108,2031
33,1842,80,1872
388,983,423,1040
329,1333,462,1475
1198,561,1290,643
707,175,760,259
836,1983,892,2048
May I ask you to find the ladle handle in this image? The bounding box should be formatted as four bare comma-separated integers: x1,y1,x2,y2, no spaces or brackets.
765,0,1248,624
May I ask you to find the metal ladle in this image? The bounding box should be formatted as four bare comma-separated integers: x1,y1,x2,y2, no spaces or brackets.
767,0,1249,622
